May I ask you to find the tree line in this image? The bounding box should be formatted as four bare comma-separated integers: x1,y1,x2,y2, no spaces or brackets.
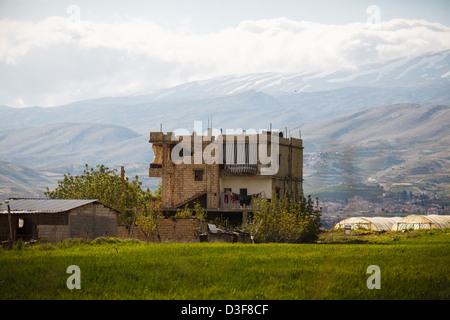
46,164,321,243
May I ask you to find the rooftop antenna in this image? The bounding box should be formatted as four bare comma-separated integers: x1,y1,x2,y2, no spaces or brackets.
270,123,272,132
121,166,125,196
299,129,301,139
160,123,162,132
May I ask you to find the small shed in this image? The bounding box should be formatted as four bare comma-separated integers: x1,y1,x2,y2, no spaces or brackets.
334,216,401,231
391,214,450,231
0,199,118,242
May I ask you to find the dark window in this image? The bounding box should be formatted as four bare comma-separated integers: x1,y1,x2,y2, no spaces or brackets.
239,188,247,196
275,187,281,198
194,170,203,181
16,217,32,238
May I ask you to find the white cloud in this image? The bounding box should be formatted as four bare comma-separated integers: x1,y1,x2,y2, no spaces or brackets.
0,16,450,107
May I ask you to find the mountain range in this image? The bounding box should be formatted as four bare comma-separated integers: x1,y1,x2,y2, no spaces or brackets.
0,50,449,200
299,103,450,190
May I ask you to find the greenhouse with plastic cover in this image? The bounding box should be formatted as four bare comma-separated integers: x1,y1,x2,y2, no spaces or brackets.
334,215,450,231
334,217,401,231
391,214,450,231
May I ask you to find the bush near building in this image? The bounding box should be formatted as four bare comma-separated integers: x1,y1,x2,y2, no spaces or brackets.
247,192,322,243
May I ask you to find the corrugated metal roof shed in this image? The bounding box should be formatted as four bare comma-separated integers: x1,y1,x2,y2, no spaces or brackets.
0,199,98,214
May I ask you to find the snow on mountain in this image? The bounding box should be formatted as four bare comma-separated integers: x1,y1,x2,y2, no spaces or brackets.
136,50,450,101
1,51,449,138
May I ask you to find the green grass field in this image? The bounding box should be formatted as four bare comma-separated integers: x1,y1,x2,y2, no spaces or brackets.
0,229,449,300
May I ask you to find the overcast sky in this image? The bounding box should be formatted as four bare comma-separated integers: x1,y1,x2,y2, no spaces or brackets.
1,0,450,108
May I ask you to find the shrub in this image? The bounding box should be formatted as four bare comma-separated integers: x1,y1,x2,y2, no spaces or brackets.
45,164,156,224
175,204,193,218
134,203,163,242
12,238,25,250
247,192,322,243
174,202,205,220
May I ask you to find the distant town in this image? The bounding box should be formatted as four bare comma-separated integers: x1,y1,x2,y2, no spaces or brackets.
320,190,450,229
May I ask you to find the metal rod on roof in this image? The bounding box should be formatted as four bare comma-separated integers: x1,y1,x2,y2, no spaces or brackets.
121,166,125,196
5,200,12,243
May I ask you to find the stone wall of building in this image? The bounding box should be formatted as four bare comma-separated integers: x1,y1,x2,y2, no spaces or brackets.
37,225,70,242
151,132,221,209
149,132,303,209
118,217,208,243
165,163,215,209
273,136,303,201
69,203,118,239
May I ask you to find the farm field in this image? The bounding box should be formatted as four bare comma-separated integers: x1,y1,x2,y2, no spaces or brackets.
0,229,449,300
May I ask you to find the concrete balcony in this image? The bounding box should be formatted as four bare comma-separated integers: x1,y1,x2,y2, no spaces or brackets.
219,192,254,210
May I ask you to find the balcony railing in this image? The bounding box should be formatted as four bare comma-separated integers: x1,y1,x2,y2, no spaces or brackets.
223,164,258,175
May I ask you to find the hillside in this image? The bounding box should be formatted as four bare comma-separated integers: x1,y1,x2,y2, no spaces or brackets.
0,161,52,200
300,103,450,144
0,103,448,201
300,104,450,197
0,122,150,167
0,123,158,197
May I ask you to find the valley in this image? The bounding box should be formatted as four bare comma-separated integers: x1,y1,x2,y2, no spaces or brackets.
0,50,449,219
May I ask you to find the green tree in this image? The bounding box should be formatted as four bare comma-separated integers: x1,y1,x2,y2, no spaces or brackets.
135,202,163,242
174,201,206,220
154,181,162,199
45,164,154,224
248,192,322,243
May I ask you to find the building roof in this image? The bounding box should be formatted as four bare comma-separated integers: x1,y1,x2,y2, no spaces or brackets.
0,199,99,214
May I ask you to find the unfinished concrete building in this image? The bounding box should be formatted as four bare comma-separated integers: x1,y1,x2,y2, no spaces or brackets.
149,130,303,224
